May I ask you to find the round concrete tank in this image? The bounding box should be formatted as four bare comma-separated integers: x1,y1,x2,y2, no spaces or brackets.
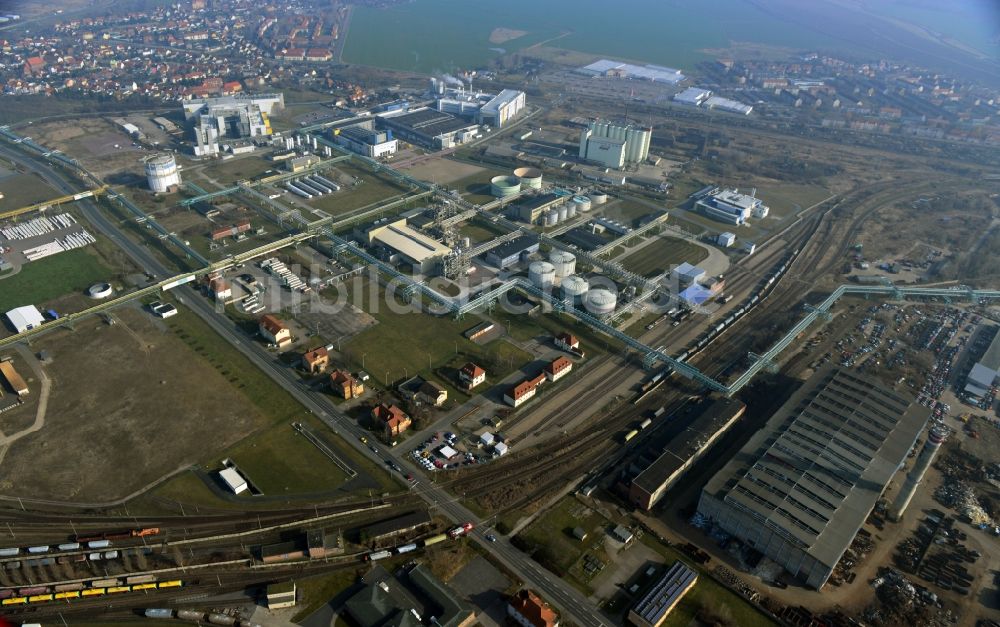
572,196,592,213
529,261,556,290
514,166,543,189
145,154,181,193
87,282,114,299
561,275,589,300
549,250,577,277
545,209,559,226
584,288,617,315
566,203,577,219
589,192,608,205
557,204,569,221
490,175,521,198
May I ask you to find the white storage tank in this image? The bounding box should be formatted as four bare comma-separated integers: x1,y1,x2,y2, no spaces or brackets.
561,275,589,300
528,261,556,290
557,204,569,221
145,154,181,193
588,192,607,205
545,209,559,226
585,288,617,315
567,203,577,219
549,250,577,277
514,166,543,189
572,195,591,213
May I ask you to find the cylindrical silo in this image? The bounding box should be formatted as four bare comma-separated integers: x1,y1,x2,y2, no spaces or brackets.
584,288,617,315
528,261,556,290
561,275,589,301
545,209,559,226
145,154,181,193
572,195,591,213
490,175,521,198
557,204,569,222
889,425,948,521
549,250,576,277
589,192,607,205
514,166,543,189
567,203,577,219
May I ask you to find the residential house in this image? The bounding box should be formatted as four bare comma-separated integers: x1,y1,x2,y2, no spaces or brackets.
259,314,292,347
302,346,330,374
209,277,232,303
504,373,545,408
331,369,364,399
554,332,579,352
373,403,411,438
544,356,573,382
418,381,448,407
459,362,486,390
508,589,559,627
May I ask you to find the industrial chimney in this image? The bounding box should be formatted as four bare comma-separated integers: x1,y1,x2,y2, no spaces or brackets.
889,425,948,521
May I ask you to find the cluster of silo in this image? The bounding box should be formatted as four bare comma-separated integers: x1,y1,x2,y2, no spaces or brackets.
549,250,576,277
514,167,543,189
528,260,556,290
584,287,617,316
561,275,589,303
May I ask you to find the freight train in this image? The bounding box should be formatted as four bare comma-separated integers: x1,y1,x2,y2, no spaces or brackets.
363,523,474,561
0,579,182,606
145,607,261,626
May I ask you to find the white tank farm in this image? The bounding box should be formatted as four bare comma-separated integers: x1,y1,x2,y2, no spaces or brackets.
561,275,589,300
528,261,556,290
585,288,617,315
145,154,181,193
572,196,591,213
557,204,569,221
588,192,608,205
549,250,577,277
545,209,559,226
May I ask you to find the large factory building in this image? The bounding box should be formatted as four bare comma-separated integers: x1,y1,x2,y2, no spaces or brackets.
696,366,930,589
578,119,651,169
377,107,480,150
694,188,769,225
365,218,452,275
334,123,397,158
183,93,283,156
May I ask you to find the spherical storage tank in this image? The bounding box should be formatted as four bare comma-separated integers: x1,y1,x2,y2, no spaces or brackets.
572,196,591,213
589,192,607,206
549,250,576,277
585,288,617,315
528,261,556,290
490,175,521,198
145,154,181,193
514,167,543,189
561,275,589,300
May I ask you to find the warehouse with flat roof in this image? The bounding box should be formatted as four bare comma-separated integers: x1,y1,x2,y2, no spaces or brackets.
367,218,452,274
484,235,539,268
627,562,698,627
696,366,930,589
377,107,479,150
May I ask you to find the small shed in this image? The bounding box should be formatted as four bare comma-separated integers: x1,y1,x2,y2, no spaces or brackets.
218,467,248,494
437,445,459,460
573,527,588,541
480,432,496,447
494,442,509,456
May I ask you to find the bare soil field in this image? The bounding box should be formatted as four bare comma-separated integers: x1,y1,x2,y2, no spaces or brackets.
28,117,153,178
489,28,528,44
399,158,487,186
0,307,271,502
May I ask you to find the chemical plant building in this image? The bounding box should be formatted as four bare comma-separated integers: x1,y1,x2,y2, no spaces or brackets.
334,123,398,159
377,107,480,150
365,218,452,274
484,235,539,268
182,93,284,156
435,86,527,129
578,120,651,169
514,193,564,224
629,399,746,511
693,188,769,225
577,59,685,85
627,562,698,627
696,366,931,589
963,331,1000,400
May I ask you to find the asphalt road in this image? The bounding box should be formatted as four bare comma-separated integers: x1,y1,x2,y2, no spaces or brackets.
0,144,610,627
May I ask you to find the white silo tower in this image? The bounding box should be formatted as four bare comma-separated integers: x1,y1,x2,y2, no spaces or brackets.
584,288,617,315
145,154,181,193
549,250,577,277
561,275,589,301
528,261,556,290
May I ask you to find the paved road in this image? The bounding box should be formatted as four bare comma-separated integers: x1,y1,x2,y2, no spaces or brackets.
0,145,610,627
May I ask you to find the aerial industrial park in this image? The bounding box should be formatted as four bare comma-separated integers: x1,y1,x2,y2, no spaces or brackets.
0,0,999,626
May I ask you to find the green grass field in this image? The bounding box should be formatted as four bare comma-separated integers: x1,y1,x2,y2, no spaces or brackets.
458,219,507,242
227,421,351,494
341,283,532,387
196,155,278,184
307,167,412,215
619,236,709,278
0,172,62,207
755,184,832,219
502,312,619,356
0,248,110,311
